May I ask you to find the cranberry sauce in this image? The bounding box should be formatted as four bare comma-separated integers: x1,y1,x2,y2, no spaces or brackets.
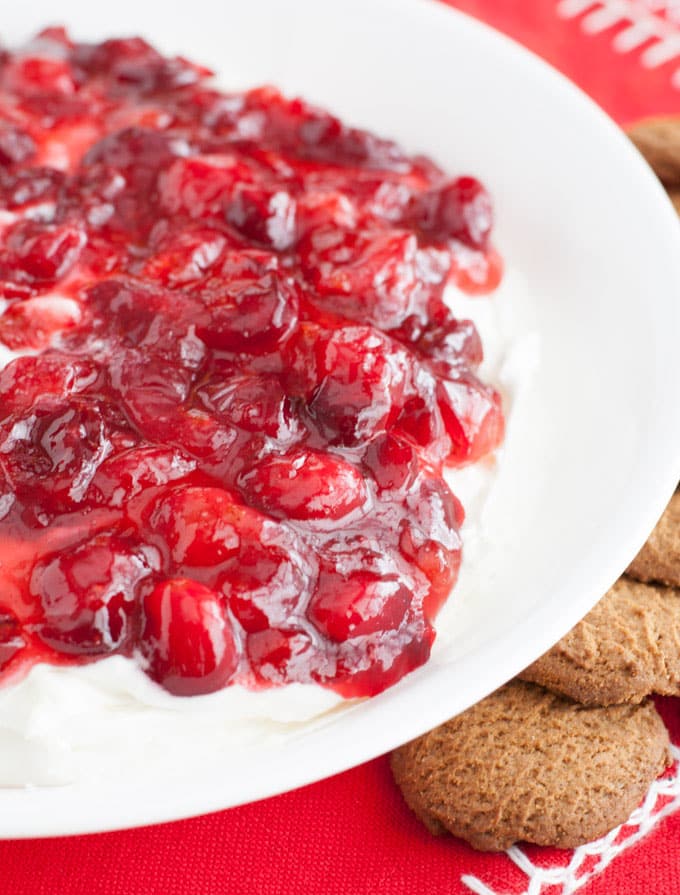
0,30,504,698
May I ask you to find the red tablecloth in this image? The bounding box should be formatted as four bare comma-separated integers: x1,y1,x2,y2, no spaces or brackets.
2,3,679,893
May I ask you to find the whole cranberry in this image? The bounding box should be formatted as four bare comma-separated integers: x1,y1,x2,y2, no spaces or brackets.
220,517,313,634
4,219,86,284
139,578,239,696
157,155,255,218
405,176,493,249
307,326,412,444
331,622,434,698
299,227,441,329
88,445,196,510
0,397,116,510
142,227,228,286
308,570,410,642
240,448,367,522
199,373,303,444
0,166,63,207
73,37,208,95
82,127,181,188
363,434,418,492
436,373,504,465
246,627,329,686
225,184,297,251
0,352,98,418
415,316,483,373
148,485,242,567
193,256,299,353
399,524,461,621
30,534,156,655
106,348,204,444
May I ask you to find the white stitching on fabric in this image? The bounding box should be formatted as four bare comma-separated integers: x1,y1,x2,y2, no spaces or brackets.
460,745,680,895
557,0,680,84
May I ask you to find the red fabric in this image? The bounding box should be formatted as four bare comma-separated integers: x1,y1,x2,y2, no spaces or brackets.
2,3,680,893
443,0,680,124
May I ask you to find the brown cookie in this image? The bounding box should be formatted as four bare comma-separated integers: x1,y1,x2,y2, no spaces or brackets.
667,189,680,216
628,117,680,185
390,680,671,852
627,491,680,588
519,578,680,705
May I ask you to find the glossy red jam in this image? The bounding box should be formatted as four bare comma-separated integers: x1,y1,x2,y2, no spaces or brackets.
0,29,504,698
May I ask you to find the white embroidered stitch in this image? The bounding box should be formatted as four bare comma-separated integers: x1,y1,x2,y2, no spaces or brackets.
460,745,680,895
557,0,680,86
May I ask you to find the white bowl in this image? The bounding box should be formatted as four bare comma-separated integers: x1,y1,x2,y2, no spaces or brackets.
2,0,680,837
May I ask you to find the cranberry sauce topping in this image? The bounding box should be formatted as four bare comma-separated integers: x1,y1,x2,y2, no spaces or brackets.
0,30,504,698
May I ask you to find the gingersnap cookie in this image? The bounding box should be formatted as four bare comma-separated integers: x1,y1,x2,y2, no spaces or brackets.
628,117,680,184
627,492,680,588
390,680,671,852
519,577,680,705
667,189,680,215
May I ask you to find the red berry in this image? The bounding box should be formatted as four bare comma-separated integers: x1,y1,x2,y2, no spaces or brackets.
331,622,434,698
309,326,412,443
4,220,86,284
300,227,444,329
280,322,326,398
83,127,180,186
107,347,204,444
0,166,65,208
406,176,493,249
246,628,321,685
30,534,155,655
363,434,418,492
392,365,451,465
0,398,118,510
308,570,410,642
221,517,313,633
241,448,367,522
199,373,303,443
0,294,81,350
416,316,483,373
139,578,238,695
158,155,255,218
242,87,409,171
0,352,98,417
398,525,461,620
88,445,196,509
142,227,228,286
73,37,209,95
149,485,242,567
437,374,504,465
226,184,297,251
193,253,299,352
